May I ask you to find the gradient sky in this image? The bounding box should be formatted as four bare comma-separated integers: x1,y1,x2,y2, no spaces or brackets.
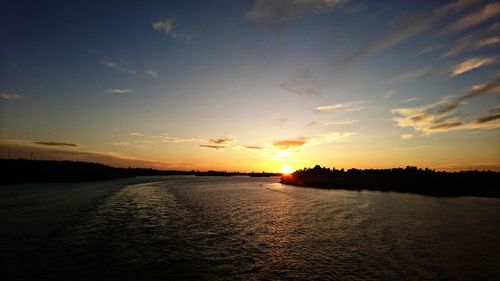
1,0,499,172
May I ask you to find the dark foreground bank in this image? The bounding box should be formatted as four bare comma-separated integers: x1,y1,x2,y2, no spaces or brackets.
281,165,500,198
1,177,499,281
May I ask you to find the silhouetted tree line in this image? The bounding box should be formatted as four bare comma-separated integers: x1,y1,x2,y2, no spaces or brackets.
281,165,500,197
0,159,191,184
0,159,279,184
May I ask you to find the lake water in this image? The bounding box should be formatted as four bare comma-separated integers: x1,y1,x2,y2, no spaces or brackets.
1,176,499,280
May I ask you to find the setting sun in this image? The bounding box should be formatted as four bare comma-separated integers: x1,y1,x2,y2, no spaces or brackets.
280,165,293,175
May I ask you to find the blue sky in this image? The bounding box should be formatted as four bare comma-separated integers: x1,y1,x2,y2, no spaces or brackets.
1,0,499,171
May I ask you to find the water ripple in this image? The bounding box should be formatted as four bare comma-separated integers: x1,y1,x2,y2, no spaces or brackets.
2,176,499,280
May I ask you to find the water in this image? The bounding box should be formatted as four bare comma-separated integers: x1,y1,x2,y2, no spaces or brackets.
1,176,499,280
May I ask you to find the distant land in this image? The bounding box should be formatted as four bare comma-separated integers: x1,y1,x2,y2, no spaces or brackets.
281,165,500,198
3,159,499,198
0,159,278,185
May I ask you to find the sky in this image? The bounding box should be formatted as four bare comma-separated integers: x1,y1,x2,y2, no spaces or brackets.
1,0,499,172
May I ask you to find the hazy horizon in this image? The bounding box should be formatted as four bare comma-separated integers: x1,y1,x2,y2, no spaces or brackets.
1,0,499,172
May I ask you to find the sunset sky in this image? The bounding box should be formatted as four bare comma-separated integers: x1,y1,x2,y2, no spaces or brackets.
1,0,499,172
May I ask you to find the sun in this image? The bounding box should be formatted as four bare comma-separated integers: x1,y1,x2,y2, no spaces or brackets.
280,165,293,175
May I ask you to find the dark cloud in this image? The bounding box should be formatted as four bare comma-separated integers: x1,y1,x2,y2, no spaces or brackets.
33,141,79,147
429,121,463,130
474,113,500,123
199,144,225,150
244,145,263,149
208,137,234,145
199,136,236,150
273,138,307,149
438,75,500,115
474,106,500,123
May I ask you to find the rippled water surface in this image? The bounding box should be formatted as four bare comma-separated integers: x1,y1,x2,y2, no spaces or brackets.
1,176,500,280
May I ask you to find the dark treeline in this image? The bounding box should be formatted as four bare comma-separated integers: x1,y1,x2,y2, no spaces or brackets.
0,159,190,184
281,165,500,198
0,159,278,185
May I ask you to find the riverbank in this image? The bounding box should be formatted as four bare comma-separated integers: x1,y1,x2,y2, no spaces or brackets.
0,159,279,184
281,165,500,198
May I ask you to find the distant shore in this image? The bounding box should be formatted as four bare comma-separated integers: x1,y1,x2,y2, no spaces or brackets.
0,159,279,185
281,165,500,198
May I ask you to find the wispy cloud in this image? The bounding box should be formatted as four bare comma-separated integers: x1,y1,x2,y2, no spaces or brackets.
391,74,500,134
442,2,500,34
341,0,478,67
131,140,156,145
416,44,446,56
158,136,200,143
449,56,498,76
101,59,136,75
315,101,366,112
280,69,321,96
129,132,144,137
145,69,159,78
314,131,353,143
387,67,431,83
401,97,420,103
112,141,131,146
442,23,500,58
33,141,80,147
401,133,413,140
325,120,358,125
275,117,293,124
107,88,134,94
152,18,192,41
114,134,200,146
0,93,23,100
305,118,357,129
384,90,395,98
245,0,343,33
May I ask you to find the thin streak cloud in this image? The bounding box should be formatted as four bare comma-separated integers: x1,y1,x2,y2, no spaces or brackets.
449,56,498,76
107,88,134,94
341,0,478,67
33,141,80,147
101,59,136,75
315,101,366,112
442,2,500,34
1,93,23,100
